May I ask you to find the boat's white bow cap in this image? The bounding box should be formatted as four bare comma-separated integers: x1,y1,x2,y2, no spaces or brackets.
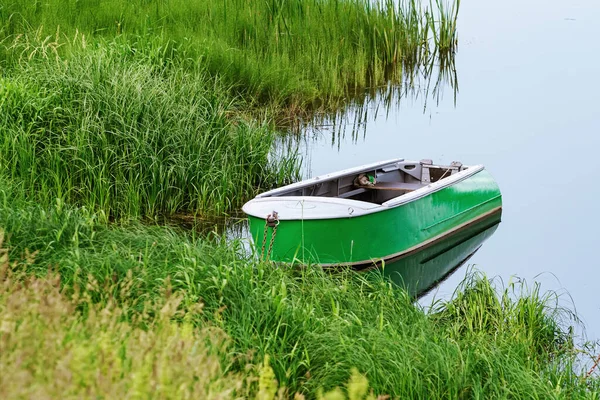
242,196,380,220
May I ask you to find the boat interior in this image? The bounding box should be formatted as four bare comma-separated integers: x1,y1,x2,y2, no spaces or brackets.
259,159,468,205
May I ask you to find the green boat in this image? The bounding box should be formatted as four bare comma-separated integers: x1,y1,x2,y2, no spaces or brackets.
242,158,502,268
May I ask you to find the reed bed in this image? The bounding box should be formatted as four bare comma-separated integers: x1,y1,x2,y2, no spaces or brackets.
0,46,300,219
0,0,459,107
1,180,598,398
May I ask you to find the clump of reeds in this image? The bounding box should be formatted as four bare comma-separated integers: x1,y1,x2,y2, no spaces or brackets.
430,271,576,360
0,45,300,219
0,0,459,107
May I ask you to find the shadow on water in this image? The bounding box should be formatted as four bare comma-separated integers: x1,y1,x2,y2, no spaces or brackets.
368,210,502,299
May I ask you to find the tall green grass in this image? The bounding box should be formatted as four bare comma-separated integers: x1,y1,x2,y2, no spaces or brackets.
0,252,401,400
0,0,459,106
0,255,254,399
1,178,598,398
0,45,300,219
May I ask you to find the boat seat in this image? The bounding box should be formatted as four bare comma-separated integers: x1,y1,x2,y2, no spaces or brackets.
338,187,369,198
360,182,423,192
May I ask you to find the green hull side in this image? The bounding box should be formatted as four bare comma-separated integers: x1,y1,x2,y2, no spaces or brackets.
248,169,502,265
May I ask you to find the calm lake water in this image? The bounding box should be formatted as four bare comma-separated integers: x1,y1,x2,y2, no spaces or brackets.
294,0,600,339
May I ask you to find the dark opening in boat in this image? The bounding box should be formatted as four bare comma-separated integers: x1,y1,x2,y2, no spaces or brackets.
257,159,467,205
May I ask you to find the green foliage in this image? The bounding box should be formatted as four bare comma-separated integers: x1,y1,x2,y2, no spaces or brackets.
0,46,300,219
0,0,457,219
431,271,575,362
1,181,599,398
257,355,279,400
0,0,459,106
0,241,251,399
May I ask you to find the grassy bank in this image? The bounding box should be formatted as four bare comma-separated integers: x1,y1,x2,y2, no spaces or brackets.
0,0,458,107
0,258,253,399
1,180,599,398
0,46,299,219
0,255,390,400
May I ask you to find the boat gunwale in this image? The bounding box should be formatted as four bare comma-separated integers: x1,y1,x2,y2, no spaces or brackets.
382,164,484,207
243,164,486,220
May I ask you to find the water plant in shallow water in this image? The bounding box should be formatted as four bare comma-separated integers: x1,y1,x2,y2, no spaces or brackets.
0,0,460,107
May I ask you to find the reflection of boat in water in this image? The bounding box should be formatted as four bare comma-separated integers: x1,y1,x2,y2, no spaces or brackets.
368,209,501,298
243,158,502,268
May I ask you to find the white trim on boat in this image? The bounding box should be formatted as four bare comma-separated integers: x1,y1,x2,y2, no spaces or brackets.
242,196,380,219
243,164,485,220
382,165,484,207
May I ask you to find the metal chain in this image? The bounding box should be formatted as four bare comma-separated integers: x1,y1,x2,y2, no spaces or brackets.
260,212,279,261
260,221,269,261
266,223,278,262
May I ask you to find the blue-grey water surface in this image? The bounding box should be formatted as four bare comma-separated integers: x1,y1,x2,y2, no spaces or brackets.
297,0,600,338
